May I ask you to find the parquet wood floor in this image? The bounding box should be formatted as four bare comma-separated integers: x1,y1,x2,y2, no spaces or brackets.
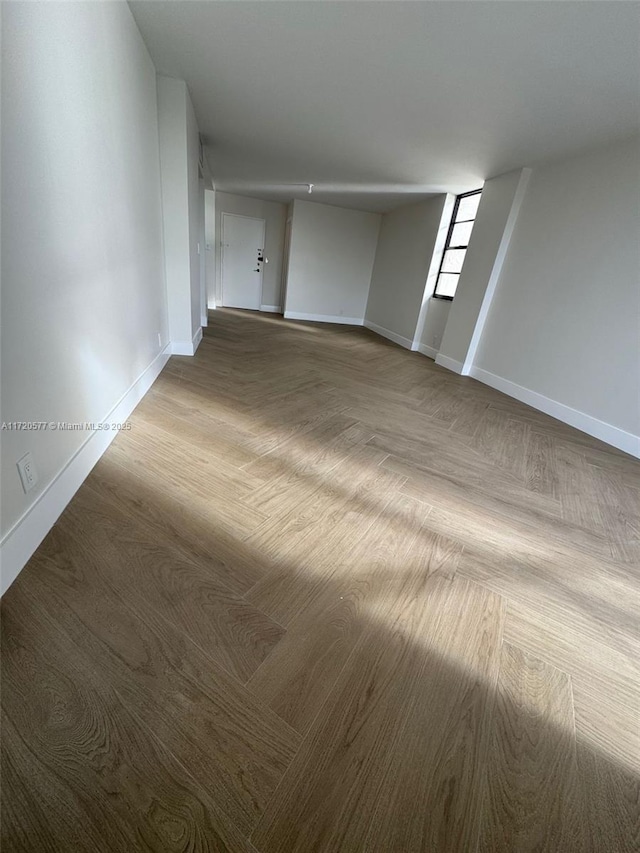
2,308,639,851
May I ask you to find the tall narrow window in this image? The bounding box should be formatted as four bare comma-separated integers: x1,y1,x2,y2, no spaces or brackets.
433,189,482,300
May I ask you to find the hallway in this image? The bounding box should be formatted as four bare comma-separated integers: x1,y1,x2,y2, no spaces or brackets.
2,309,638,851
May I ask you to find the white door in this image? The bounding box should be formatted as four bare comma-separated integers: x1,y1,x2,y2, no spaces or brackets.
221,213,265,309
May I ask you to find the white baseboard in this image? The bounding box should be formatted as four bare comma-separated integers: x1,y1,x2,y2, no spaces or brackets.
363,320,413,350
0,345,171,596
470,366,640,458
435,353,464,374
415,343,439,360
284,311,364,326
171,326,203,356
260,305,282,313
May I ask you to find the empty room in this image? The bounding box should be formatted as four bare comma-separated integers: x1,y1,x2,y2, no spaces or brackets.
1,1,639,850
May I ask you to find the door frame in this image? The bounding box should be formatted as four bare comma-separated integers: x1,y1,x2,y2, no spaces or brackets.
221,212,266,310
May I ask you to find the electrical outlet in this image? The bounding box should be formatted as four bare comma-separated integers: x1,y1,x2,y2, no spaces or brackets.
157,332,162,347
17,452,38,493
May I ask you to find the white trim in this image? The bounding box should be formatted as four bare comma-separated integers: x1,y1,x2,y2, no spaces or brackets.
364,320,412,350
412,193,457,349
171,326,203,356
284,311,364,326
435,353,464,374
470,366,640,458
461,168,531,374
416,343,439,360
0,346,171,596
260,305,282,313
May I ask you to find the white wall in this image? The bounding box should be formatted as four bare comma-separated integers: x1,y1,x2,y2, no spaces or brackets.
474,136,640,446
215,192,287,310
157,77,192,347
412,193,457,357
198,178,207,325
157,76,202,353
186,90,202,334
1,1,169,588
285,199,381,323
205,189,217,308
419,298,453,355
365,197,446,346
437,168,529,371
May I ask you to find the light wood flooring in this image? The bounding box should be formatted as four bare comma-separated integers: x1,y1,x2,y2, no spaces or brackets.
2,308,639,851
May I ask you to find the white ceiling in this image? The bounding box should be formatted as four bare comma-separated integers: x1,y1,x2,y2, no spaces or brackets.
129,1,640,212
